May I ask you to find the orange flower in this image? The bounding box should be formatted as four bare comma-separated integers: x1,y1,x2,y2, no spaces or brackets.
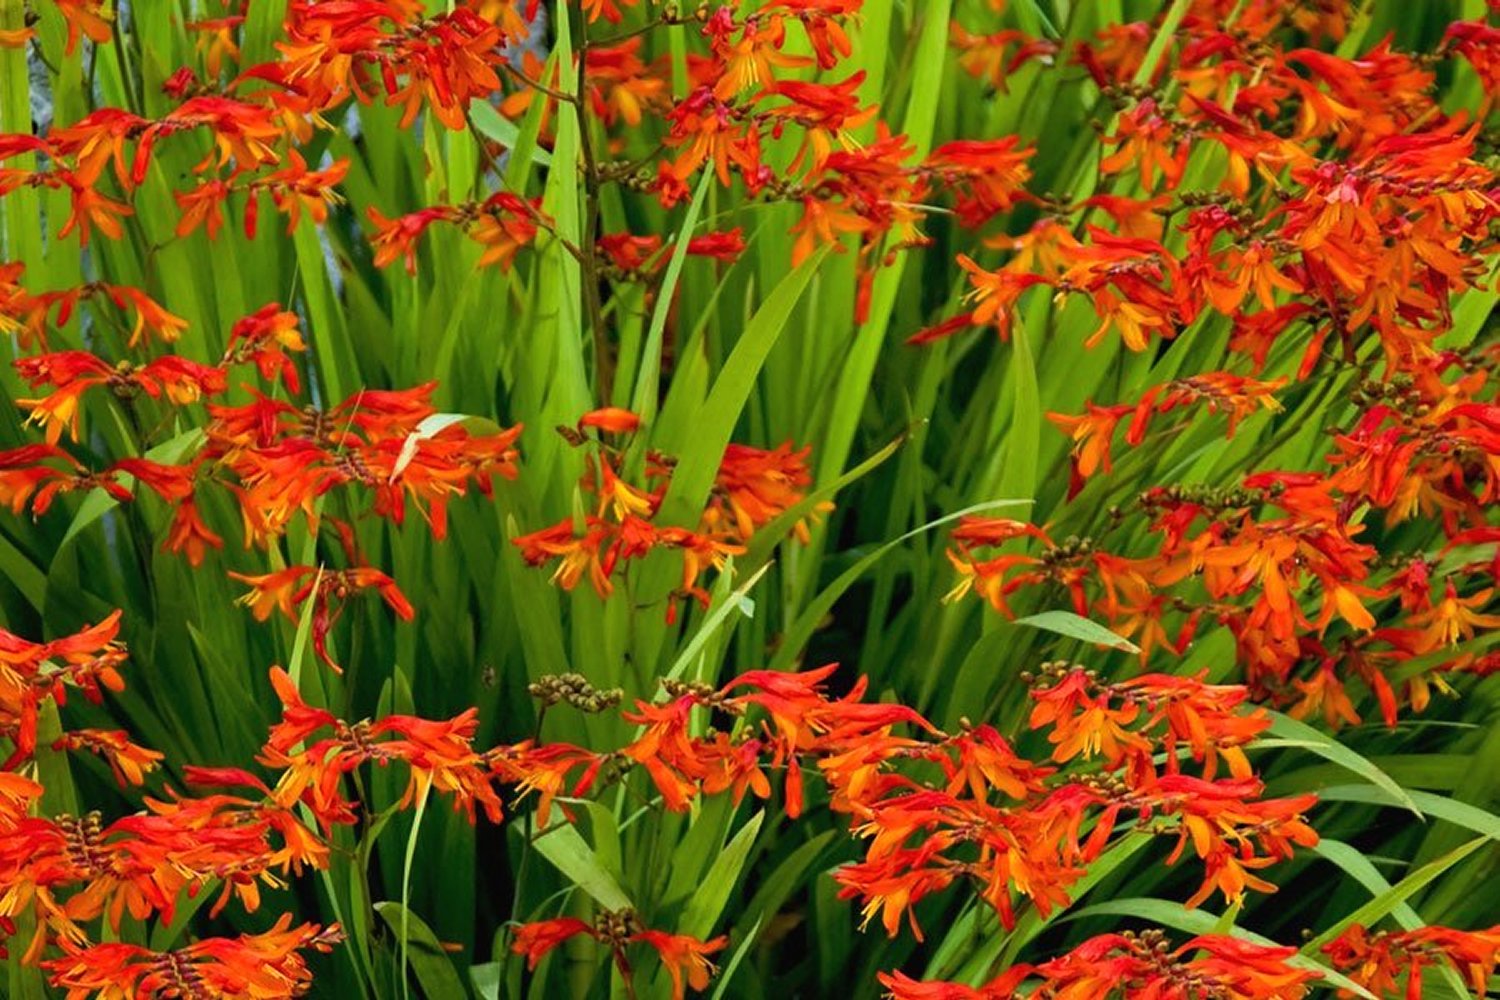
55,174,134,247
1028,669,1151,765
487,742,602,825
943,724,1053,801
513,517,615,597
224,302,307,392
790,195,872,266
471,193,541,270
954,255,1047,338
587,39,670,126
229,567,317,622
1204,240,1304,315
923,138,1035,228
761,73,876,172
512,917,593,968
55,0,113,54
578,407,642,435
1149,773,1319,909
711,441,826,542
41,917,342,999
1405,582,1500,652
259,149,349,233
1324,923,1500,999
633,930,728,1000
184,13,243,76
663,87,762,188
509,917,725,1000
52,729,164,786
1099,99,1190,190
13,351,113,444
943,550,1042,617
1047,402,1132,488
366,205,460,273
709,16,808,100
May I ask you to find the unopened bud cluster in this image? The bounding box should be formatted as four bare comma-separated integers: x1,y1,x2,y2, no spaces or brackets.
529,673,623,713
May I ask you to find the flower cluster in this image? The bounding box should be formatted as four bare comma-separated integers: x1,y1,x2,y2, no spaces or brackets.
3,0,1499,997
512,910,726,1000
607,661,1312,941
41,917,343,999
0,613,143,773
927,1,1500,732
881,930,1320,999
6,610,1500,998
1323,923,1500,999
0,615,339,989
0,277,522,667
513,407,828,620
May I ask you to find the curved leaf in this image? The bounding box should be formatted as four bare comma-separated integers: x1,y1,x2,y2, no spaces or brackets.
375,902,468,1000
1300,837,1488,955
681,812,765,939
532,822,633,912
1014,610,1140,653
655,249,827,527
1264,712,1422,817
1316,785,1500,841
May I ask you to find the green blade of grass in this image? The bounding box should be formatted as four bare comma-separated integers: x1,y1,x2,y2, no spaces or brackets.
1300,837,1489,956
654,249,827,527
769,500,1027,672
1013,610,1140,654
531,821,634,912
1264,712,1422,817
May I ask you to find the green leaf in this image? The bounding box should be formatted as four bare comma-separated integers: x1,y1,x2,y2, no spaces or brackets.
739,831,839,947
0,533,45,612
655,250,827,527
1013,610,1140,653
293,217,356,403
399,784,432,1000
815,0,951,486
469,962,501,1000
375,902,469,1000
681,812,764,939
503,51,560,195
770,499,1028,672
531,822,633,911
241,0,289,64
708,917,762,1000
1132,0,1192,85
35,701,78,816
1311,841,1475,998
1264,713,1422,817
1312,841,1423,930
468,101,552,166
286,566,325,690
150,883,219,951
1301,837,1488,955
663,561,771,684
499,513,571,684
1315,786,1500,841
997,315,1041,501
630,172,713,422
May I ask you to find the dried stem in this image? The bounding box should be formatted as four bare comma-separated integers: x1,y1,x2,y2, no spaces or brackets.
573,12,615,401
